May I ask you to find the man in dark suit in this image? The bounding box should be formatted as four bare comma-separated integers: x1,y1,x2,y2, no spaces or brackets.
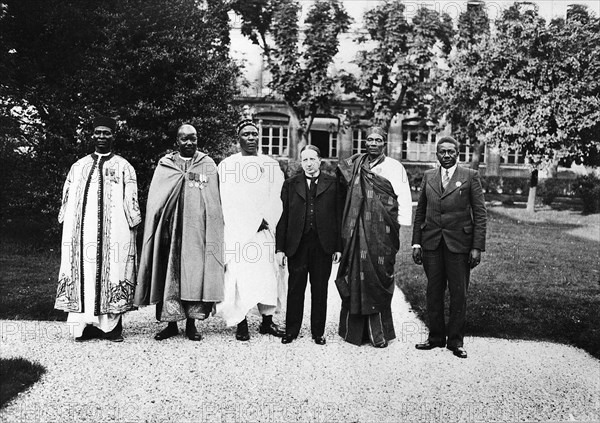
412,136,487,358
276,145,344,345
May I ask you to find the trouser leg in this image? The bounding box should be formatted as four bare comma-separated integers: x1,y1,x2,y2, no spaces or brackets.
307,234,332,338
445,243,469,349
286,242,310,337
422,244,447,346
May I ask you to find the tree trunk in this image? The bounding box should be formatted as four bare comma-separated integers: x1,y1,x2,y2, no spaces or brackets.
526,169,538,213
470,140,483,170
547,152,559,178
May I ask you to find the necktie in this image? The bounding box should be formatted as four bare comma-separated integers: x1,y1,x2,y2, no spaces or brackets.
306,175,318,195
442,169,450,191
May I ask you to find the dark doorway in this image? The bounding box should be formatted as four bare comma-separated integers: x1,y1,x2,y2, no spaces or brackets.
310,130,330,158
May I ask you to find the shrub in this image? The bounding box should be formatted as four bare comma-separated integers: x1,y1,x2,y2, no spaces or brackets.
574,174,600,214
538,178,565,206
407,167,425,192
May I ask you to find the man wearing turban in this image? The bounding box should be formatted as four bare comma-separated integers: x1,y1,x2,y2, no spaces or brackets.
335,126,413,348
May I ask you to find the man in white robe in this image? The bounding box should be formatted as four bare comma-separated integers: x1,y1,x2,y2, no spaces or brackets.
216,120,286,341
56,116,141,342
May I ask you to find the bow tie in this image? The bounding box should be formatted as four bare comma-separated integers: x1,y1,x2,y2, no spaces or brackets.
306,175,318,182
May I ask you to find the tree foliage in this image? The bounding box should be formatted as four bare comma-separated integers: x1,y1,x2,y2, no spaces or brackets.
0,0,239,231
341,1,454,128
445,3,600,169
448,1,491,168
232,0,351,123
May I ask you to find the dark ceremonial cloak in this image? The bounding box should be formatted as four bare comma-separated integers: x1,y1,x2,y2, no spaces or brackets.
336,153,400,345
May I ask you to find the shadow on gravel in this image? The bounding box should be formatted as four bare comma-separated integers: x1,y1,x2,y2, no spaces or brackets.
0,358,46,408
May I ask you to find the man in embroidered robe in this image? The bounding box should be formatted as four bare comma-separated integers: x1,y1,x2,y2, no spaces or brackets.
55,116,141,342
412,136,487,359
216,120,285,341
135,124,224,341
336,126,412,348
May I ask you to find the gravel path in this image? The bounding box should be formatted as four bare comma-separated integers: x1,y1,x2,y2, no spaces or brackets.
1,264,599,423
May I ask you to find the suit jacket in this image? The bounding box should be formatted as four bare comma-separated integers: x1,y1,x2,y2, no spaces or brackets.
412,165,487,254
276,172,345,257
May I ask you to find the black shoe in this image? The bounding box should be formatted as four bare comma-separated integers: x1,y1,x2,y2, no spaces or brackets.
415,340,445,350
259,322,285,337
103,318,124,342
313,336,326,345
448,346,468,359
185,319,202,341
154,323,179,341
75,325,103,342
236,319,250,341
374,340,388,348
281,334,296,344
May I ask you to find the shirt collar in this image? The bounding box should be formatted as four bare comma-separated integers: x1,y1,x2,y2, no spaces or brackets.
441,162,458,180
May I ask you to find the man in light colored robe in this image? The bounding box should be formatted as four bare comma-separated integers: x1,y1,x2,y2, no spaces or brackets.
216,120,286,341
56,116,141,342
135,124,224,341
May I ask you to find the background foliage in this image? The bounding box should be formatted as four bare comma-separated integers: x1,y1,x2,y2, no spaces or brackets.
0,0,240,235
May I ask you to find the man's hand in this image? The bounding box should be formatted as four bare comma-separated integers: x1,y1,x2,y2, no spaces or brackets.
332,252,341,263
412,247,423,265
276,251,287,267
258,219,269,232
468,249,481,269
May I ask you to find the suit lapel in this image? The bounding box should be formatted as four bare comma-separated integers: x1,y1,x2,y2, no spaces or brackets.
315,174,332,197
441,166,466,198
294,174,307,200
428,169,442,196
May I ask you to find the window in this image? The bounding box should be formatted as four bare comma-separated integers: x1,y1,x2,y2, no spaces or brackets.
256,114,289,157
309,130,338,159
308,116,339,158
402,125,436,162
501,147,525,164
459,139,486,163
352,128,368,154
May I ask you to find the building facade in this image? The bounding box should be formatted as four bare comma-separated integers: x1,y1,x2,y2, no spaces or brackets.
230,1,533,179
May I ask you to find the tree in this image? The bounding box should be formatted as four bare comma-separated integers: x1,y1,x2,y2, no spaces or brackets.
1,0,239,230
444,3,600,212
232,0,351,142
446,0,490,169
341,1,454,129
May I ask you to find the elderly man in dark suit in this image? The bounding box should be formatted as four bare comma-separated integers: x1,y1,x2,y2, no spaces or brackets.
276,145,345,345
412,136,487,358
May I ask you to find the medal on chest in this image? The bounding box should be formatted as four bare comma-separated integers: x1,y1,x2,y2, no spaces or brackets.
188,172,207,189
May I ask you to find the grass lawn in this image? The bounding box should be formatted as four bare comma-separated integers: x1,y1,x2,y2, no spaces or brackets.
1,205,599,360
398,203,600,360
0,358,46,408
0,221,65,321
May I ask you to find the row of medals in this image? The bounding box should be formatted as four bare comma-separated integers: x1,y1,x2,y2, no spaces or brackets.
188,172,207,189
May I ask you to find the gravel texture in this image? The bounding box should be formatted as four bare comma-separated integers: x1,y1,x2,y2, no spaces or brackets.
1,264,599,423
